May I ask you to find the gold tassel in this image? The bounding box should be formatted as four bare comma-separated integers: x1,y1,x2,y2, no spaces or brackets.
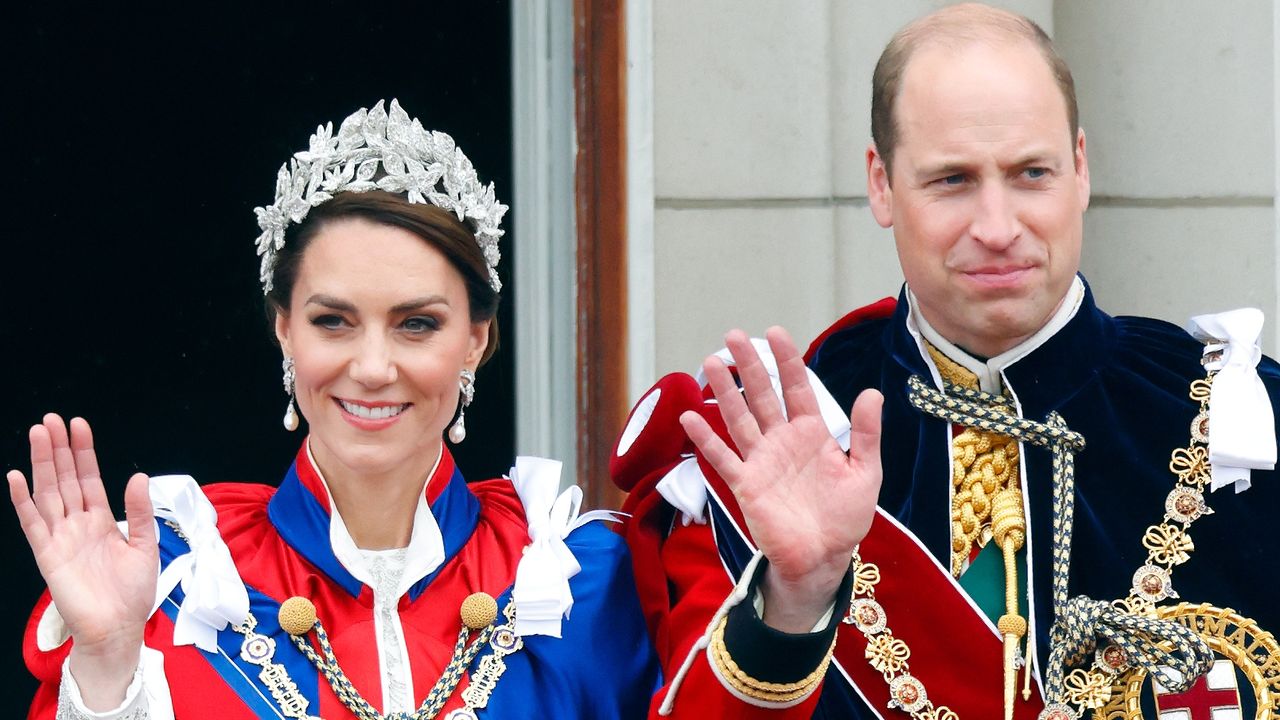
991,486,1027,720
926,343,1032,711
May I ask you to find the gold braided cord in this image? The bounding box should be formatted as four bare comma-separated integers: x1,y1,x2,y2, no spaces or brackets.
707,616,832,703
924,346,1023,579
280,596,519,720
289,615,491,720
992,484,1031,713
950,429,1021,573
924,345,1029,719
850,370,1221,720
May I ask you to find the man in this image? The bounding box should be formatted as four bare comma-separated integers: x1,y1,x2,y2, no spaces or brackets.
613,4,1280,718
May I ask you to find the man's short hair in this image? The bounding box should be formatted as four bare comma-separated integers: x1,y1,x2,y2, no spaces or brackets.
870,3,1079,178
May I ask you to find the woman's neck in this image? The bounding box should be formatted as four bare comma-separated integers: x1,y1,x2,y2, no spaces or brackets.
307,441,442,550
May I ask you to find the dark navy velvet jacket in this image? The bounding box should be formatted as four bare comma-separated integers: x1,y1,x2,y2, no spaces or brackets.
808,282,1280,679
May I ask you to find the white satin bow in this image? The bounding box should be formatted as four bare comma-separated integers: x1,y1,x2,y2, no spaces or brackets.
149,475,250,651
1187,308,1276,492
509,457,620,637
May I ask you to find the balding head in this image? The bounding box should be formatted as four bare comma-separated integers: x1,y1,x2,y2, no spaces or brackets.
870,3,1078,179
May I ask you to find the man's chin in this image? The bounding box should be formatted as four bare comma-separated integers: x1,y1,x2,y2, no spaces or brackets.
971,308,1050,354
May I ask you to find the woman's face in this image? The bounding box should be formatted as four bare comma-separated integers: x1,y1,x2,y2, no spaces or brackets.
274,217,489,482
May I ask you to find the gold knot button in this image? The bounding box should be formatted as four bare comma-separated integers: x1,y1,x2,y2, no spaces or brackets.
997,613,1027,638
460,592,498,630
278,596,318,636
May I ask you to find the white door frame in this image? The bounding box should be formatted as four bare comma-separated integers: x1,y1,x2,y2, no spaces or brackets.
512,0,578,479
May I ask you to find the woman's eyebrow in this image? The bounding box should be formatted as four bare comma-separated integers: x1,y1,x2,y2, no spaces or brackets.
390,296,449,314
304,294,356,312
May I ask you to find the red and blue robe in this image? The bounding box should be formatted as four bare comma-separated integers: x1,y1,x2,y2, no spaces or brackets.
24,445,661,719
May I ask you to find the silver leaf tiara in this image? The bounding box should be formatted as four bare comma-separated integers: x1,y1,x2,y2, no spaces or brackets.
253,99,507,295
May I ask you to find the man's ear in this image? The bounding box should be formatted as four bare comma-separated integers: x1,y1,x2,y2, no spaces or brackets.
867,143,894,228
1074,127,1091,212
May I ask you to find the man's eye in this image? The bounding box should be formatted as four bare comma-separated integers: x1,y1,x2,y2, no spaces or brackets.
402,316,440,333
311,314,345,330
940,174,965,186
1024,167,1048,180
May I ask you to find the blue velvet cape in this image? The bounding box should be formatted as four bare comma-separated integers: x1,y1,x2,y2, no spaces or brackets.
806,281,1280,715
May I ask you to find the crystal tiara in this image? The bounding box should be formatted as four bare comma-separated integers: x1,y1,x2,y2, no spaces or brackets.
253,99,507,294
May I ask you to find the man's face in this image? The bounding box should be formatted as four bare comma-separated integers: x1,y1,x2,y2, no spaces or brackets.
867,40,1090,358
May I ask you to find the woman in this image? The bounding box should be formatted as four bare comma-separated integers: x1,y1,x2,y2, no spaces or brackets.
10,100,660,719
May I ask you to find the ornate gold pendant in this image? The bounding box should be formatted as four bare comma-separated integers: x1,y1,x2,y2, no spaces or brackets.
235,614,320,720
458,602,522,711
1097,603,1280,719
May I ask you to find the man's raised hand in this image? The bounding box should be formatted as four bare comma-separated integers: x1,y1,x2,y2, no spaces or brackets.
678,327,882,632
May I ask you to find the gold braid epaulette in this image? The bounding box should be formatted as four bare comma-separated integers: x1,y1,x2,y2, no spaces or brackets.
708,615,834,704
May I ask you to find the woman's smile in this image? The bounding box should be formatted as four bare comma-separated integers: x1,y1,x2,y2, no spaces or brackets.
335,398,412,430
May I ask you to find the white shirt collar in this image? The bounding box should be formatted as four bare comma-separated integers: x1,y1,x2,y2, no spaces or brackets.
304,441,448,598
907,276,1086,393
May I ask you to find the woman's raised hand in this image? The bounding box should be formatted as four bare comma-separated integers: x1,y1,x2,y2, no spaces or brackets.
679,328,883,633
7,414,157,709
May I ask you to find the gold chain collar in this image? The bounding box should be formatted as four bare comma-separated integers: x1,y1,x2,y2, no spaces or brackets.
842,370,1231,719
163,520,522,719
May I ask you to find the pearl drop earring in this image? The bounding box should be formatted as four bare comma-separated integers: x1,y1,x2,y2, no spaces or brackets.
282,357,299,432
448,369,476,443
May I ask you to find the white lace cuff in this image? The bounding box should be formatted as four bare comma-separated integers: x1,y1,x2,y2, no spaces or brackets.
57,647,174,720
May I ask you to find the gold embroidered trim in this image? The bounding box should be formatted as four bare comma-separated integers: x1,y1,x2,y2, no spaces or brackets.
707,615,833,704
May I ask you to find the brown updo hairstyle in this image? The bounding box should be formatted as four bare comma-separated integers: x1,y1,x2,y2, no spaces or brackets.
264,190,501,365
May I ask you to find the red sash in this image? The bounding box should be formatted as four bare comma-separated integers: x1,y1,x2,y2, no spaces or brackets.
704,478,1047,718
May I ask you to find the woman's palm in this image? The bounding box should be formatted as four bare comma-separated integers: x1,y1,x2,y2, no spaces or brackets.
8,415,157,652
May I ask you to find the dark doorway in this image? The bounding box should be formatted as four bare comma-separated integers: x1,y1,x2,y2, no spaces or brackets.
0,2,514,711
